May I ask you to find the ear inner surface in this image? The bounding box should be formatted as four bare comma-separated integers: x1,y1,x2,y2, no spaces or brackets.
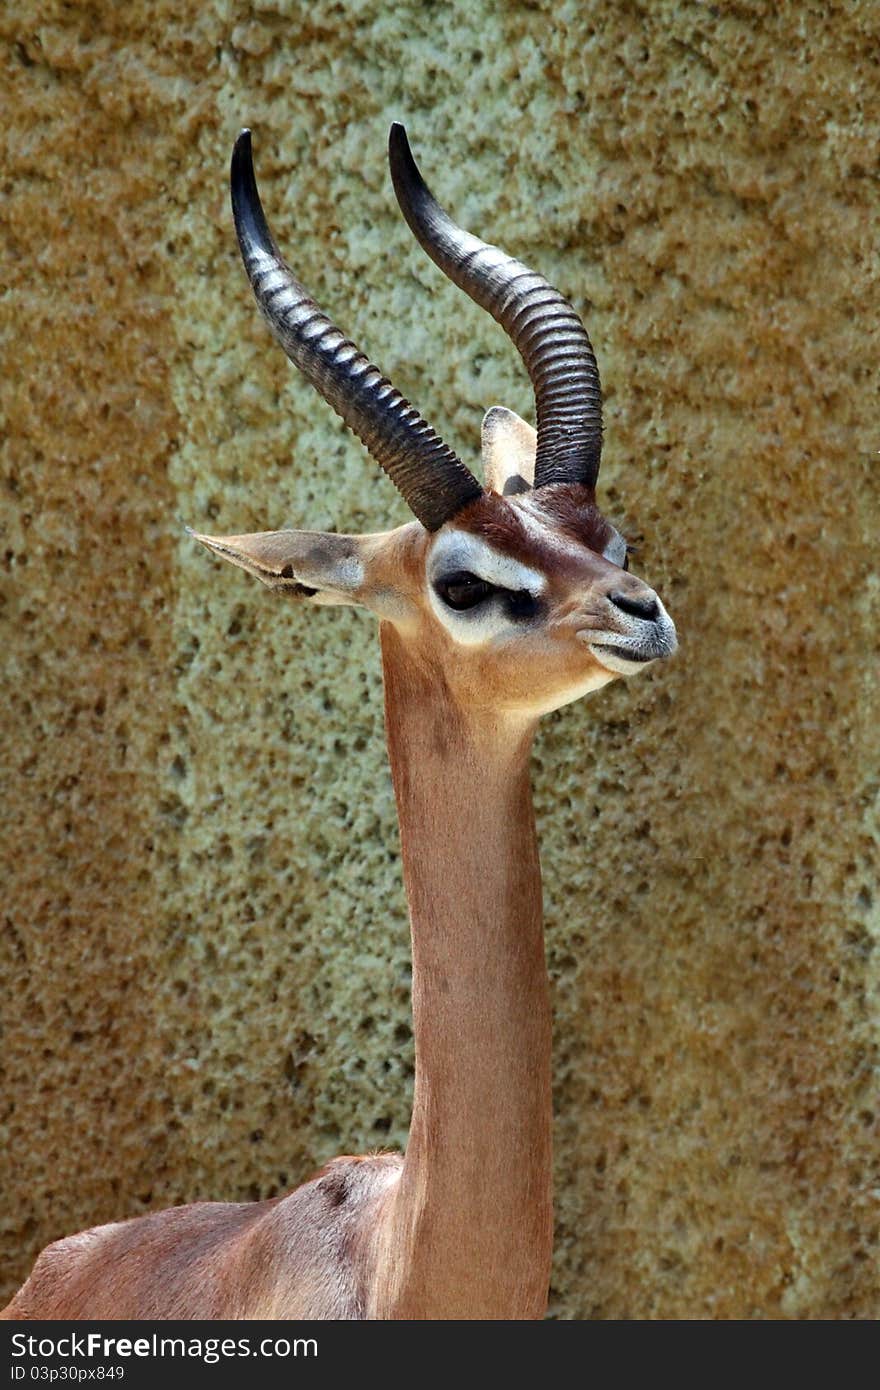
481,406,537,496
189,528,366,594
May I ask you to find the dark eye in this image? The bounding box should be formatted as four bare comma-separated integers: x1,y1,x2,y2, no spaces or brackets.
436,571,497,611
622,551,630,572
506,589,540,620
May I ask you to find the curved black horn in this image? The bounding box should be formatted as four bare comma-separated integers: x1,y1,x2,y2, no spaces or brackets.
389,123,603,491
231,130,483,531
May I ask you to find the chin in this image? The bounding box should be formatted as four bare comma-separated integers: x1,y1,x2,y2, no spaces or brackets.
526,667,618,718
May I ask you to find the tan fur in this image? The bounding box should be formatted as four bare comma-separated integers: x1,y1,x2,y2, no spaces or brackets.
2,1156,402,1320
370,627,552,1318
3,423,674,1321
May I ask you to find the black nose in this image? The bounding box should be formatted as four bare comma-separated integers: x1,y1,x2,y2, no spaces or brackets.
609,590,660,622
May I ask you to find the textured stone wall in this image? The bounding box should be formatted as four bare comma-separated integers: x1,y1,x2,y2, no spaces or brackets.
1,0,878,1317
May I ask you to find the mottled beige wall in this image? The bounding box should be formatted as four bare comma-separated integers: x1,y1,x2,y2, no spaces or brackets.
1,0,878,1318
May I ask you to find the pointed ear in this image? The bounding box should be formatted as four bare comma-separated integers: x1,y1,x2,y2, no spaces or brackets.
481,406,537,495
189,528,370,607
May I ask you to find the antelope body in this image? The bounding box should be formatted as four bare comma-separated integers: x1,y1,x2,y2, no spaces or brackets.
3,124,676,1321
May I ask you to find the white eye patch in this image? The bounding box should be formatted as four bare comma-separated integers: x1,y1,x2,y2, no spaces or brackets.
427,530,545,647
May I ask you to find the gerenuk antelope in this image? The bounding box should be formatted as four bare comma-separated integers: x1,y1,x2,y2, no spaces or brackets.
3,123,676,1321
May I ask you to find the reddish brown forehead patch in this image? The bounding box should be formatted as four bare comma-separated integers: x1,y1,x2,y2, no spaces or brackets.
523,484,615,550
451,483,615,570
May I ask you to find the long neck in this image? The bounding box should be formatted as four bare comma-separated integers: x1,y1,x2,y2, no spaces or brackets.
372,623,553,1320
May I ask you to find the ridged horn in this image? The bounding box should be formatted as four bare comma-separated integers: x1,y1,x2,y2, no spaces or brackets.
388,122,603,490
231,129,483,531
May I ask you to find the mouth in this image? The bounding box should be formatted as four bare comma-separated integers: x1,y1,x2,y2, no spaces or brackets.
578,625,678,676
589,641,656,665
585,641,659,676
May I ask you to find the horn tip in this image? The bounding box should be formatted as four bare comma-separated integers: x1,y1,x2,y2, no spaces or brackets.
231,125,273,257
231,127,254,180
389,121,430,217
388,120,416,171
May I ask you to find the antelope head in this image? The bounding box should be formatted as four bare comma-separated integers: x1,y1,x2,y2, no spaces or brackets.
193,126,676,720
